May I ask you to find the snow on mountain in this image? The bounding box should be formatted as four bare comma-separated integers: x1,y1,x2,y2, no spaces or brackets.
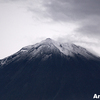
18,38,94,58
39,38,97,59
0,38,98,67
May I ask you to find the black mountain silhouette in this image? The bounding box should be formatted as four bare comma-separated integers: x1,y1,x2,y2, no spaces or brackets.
0,38,100,100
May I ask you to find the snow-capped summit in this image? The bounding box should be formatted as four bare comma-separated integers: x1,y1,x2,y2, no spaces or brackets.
33,38,97,59
44,38,53,42
40,38,55,44
0,38,99,67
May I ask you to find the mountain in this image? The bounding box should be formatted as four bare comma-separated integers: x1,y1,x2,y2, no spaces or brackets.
0,38,100,100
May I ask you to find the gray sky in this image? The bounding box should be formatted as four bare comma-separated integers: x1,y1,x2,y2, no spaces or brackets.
0,0,100,59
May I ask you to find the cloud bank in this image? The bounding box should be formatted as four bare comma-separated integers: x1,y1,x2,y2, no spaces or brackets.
0,0,100,58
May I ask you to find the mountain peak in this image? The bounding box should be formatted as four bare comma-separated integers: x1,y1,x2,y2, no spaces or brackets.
40,38,55,45
43,38,54,43
45,38,52,41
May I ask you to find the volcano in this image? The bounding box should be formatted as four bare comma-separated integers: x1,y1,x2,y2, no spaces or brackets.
0,38,100,100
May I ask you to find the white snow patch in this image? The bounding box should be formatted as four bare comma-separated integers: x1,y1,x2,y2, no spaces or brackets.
40,38,95,59
20,49,28,52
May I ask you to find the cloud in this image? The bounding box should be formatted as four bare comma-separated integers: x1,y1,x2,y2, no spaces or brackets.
1,0,100,38
42,0,100,21
76,16,100,37
1,0,100,22
57,33,100,56
40,0,100,39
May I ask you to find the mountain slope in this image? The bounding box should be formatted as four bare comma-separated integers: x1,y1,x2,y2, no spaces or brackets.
0,38,100,100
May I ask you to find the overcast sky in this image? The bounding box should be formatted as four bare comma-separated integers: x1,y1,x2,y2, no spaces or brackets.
0,0,100,59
